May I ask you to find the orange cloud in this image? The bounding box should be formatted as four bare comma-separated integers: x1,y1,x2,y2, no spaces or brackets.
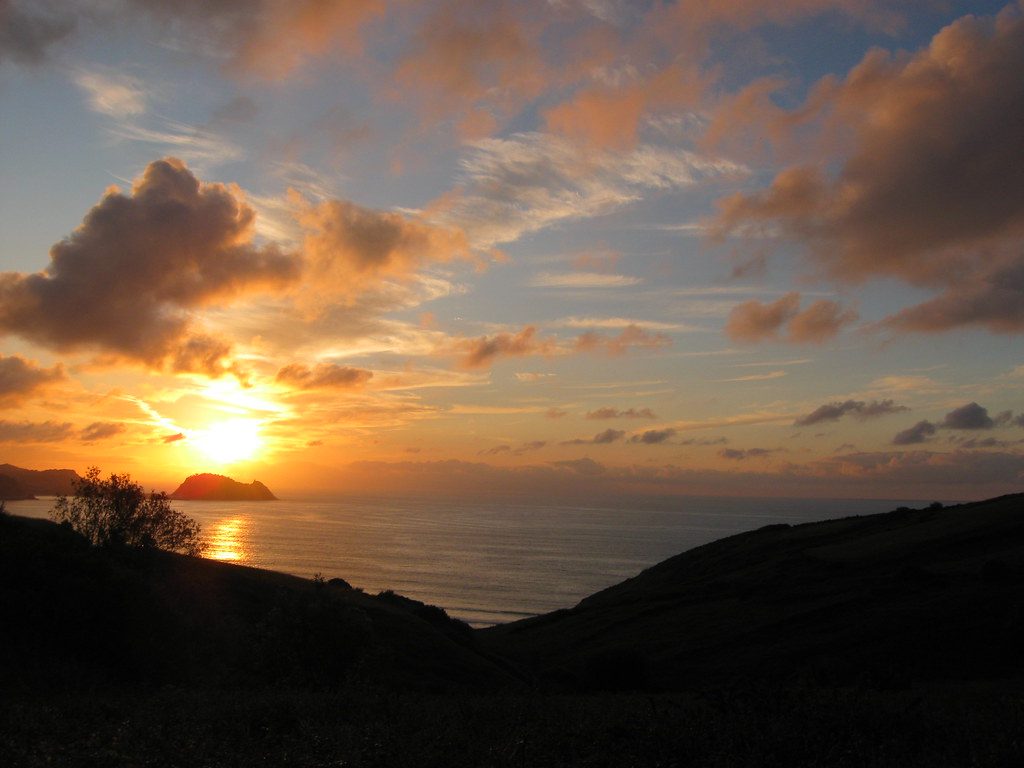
715,9,1024,333
574,324,671,355
392,2,546,136
458,326,557,369
298,197,474,299
276,363,374,390
726,293,856,343
128,0,384,79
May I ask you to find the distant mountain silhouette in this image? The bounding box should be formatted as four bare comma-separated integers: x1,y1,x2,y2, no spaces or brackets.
0,463,80,498
170,473,277,501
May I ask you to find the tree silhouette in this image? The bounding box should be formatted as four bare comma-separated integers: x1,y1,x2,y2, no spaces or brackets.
51,467,204,556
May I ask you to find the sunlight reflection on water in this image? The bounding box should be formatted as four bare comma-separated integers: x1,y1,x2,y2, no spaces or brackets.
206,517,250,563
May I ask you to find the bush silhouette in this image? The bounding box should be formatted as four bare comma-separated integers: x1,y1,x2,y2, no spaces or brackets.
51,467,204,556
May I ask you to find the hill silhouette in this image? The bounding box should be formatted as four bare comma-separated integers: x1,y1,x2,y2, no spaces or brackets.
0,463,79,498
3,493,1023,766
170,473,277,501
484,494,1024,691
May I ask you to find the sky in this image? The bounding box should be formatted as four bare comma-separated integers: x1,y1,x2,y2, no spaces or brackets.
0,0,1022,502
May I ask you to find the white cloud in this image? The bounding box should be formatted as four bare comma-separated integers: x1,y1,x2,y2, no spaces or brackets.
530,272,642,288
552,316,696,331
74,68,147,117
441,131,746,247
717,370,788,382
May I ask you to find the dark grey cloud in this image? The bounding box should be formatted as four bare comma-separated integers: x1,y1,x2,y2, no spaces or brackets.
679,436,728,446
0,354,64,407
892,420,937,445
941,402,995,430
0,1,76,66
550,457,606,476
586,407,657,419
0,158,298,372
630,428,676,444
718,447,777,460
794,398,908,426
561,428,625,445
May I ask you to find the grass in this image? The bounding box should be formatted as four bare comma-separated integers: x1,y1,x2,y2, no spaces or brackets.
3,684,1023,767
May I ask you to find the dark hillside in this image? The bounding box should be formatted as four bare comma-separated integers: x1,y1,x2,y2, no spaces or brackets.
0,515,516,694
483,494,1024,691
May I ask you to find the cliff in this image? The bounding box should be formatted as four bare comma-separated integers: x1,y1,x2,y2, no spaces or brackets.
170,473,277,501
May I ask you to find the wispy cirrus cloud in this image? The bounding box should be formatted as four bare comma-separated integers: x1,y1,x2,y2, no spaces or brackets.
73,67,148,117
530,272,641,288
440,131,745,247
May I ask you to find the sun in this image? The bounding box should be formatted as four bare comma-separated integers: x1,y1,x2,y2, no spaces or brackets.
191,419,263,465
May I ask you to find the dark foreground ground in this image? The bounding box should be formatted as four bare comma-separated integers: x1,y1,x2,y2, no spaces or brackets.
2,494,1023,766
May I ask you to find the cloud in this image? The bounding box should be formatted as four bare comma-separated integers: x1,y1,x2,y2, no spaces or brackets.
457,326,557,368
80,422,126,442
941,402,995,430
0,419,73,443
574,324,671,355
795,399,908,426
73,68,148,117
630,428,676,444
718,447,777,460
163,432,186,443
718,370,787,383
715,8,1024,334
298,196,475,298
679,436,728,446
276,363,373,390
586,407,656,419
480,440,547,456
551,457,606,476
545,407,569,419
127,0,384,79
892,420,937,446
0,1,75,66
530,272,641,288
442,131,744,247
0,158,298,373
554,316,691,331
726,292,855,343
515,372,556,382
392,2,546,136
0,354,64,407
562,428,625,445
787,300,858,343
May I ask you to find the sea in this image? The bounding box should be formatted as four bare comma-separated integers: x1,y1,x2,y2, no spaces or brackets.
9,495,929,627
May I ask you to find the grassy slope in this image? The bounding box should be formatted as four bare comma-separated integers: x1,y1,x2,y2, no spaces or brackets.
483,494,1024,691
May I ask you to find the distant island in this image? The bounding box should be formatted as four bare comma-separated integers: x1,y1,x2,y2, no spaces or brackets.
170,473,277,501
0,463,80,500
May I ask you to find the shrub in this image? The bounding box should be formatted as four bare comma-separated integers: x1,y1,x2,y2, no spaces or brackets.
50,467,204,556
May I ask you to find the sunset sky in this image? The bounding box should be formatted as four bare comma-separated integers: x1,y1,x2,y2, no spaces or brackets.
1,0,1022,501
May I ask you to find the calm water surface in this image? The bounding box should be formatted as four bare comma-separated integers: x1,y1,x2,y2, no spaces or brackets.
11,495,925,626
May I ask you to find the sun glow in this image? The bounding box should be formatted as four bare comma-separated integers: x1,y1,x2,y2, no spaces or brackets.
191,419,263,464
